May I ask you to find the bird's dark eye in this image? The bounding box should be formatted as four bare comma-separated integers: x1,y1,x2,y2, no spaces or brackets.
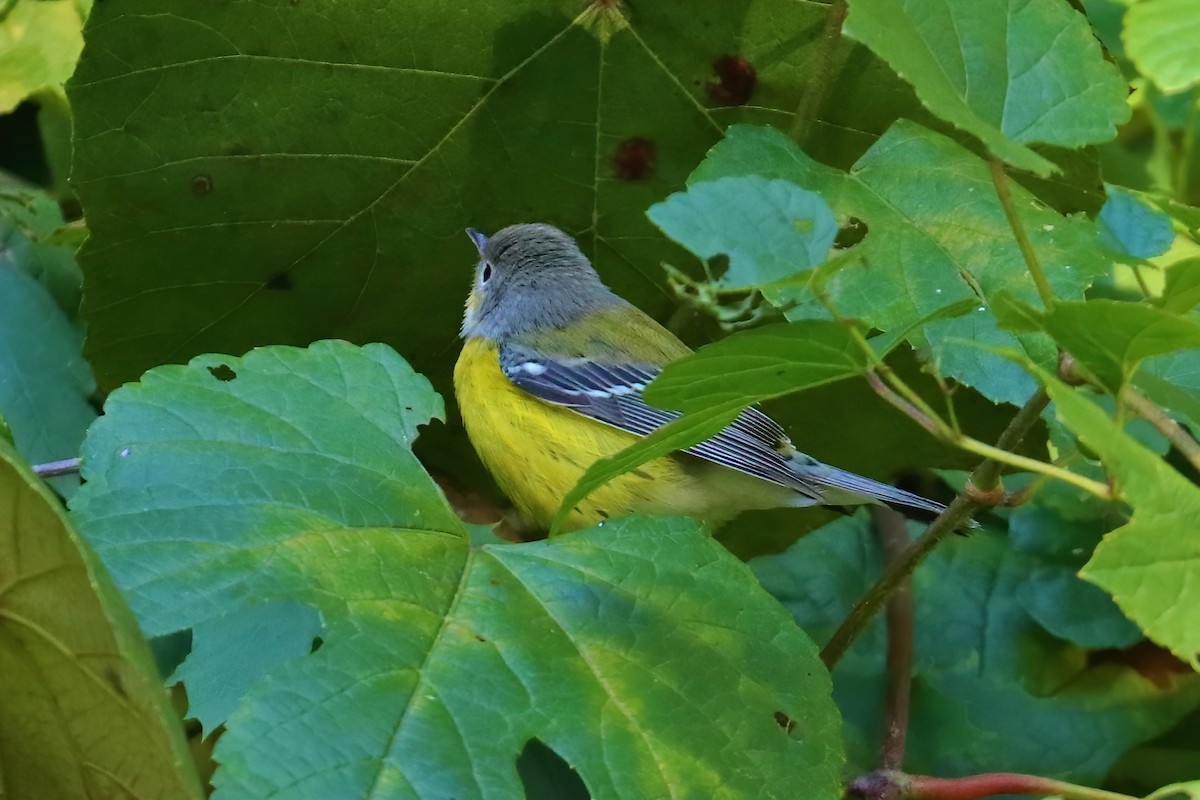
481,262,493,283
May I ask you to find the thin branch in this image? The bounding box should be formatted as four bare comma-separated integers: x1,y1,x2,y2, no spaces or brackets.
866,372,942,436
848,770,1136,800
872,507,914,772
989,159,1055,308
821,494,977,669
968,388,1049,491
1123,386,1200,474
821,388,1055,669
789,0,849,143
864,371,1108,498
33,457,82,478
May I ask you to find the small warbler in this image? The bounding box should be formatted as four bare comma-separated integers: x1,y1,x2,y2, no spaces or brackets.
454,223,949,533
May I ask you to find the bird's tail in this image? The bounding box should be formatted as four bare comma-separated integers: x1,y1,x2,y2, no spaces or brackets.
791,459,949,516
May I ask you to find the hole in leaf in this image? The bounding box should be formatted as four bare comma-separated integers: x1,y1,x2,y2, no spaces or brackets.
834,217,868,249
517,739,589,800
706,253,730,281
207,364,237,381
1089,641,1191,690
773,710,796,733
311,636,324,653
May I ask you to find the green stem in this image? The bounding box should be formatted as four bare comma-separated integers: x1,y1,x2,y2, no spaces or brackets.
956,437,1109,499
990,159,1055,308
789,0,850,144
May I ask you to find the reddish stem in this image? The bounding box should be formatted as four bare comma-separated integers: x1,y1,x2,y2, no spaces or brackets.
848,770,1135,800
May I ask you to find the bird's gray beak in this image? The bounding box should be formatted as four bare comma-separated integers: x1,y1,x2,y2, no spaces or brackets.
465,228,489,254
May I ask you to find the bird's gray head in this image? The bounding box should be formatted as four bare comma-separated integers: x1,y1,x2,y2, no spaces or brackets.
461,223,619,340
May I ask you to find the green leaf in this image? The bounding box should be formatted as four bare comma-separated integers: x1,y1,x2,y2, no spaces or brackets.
644,320,872,409
691,122,1110,404
1008,501,1141,650
1098,184,1176,259
66,0,923,392
0,0,87,113
0,440,203,799
170,601,323,734
924,307,1057,406
1030,368,1200,668
1125,0,1200,93
842,0,1129,176
994,295,1200,390
1160,257,1200,313
71,340,458,635
0,186,83,316
1136,350,1200,430
71,342,845,797
553,320,873,532
752,513,1200,782
647,176,838,289
0,262,95,498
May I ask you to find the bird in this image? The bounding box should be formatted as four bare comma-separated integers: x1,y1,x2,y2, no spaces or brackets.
454,223,951,534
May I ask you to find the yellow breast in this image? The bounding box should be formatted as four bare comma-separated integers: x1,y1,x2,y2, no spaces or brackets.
453,338,792,533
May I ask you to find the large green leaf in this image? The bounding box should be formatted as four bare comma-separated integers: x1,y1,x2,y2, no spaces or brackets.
1124,0,1200,93
70,341,844,798
751,513,1200,782
1031,369,1200,669
689,122,1110,405
68,0,924,393
0,440,203,799
842,0,1129,176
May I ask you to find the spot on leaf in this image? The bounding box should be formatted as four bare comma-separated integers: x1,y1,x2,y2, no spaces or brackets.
773,710,796,732
613,137,656,181
105,665,129,698
266,272,293,291
191,174,213,196
707,55,756,106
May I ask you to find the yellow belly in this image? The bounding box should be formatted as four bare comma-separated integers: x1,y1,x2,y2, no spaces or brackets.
453,337,792,533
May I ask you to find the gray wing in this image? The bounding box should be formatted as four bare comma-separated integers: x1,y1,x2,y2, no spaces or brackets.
499,343,824,502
